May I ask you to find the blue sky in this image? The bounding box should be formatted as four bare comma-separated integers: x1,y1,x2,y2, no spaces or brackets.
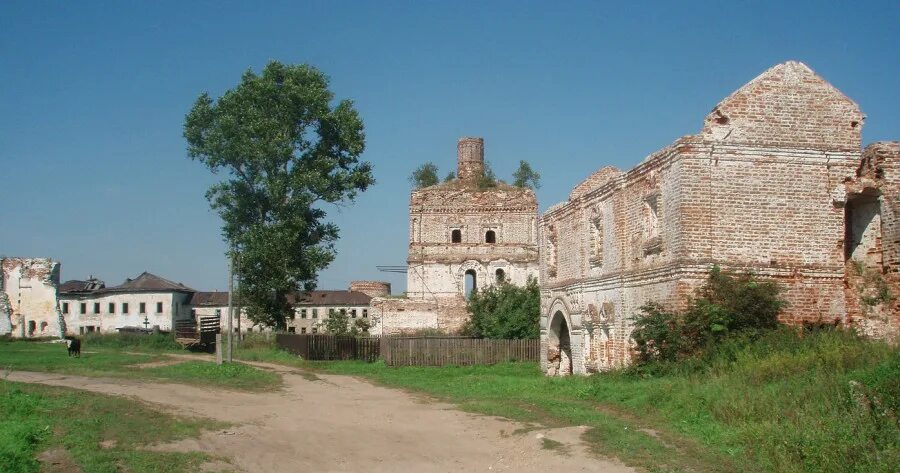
1,1,897,292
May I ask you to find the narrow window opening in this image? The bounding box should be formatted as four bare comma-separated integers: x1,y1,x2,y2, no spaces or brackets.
451,229,462,243
845,193,882,268
464,270,477,299
156,302,163,313
495,268,505,282
485,230,496,243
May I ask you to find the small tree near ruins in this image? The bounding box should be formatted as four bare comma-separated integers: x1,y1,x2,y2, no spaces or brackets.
184,61,374,330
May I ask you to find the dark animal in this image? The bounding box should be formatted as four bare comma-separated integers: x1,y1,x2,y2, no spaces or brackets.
65,337,81,357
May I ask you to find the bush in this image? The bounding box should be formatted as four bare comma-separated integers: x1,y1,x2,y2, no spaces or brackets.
464,276,539,339
631,266,785,366
81,332,181,351
318,309,371,336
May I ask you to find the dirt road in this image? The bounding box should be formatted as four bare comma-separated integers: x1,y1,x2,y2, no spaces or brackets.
7,363,632,473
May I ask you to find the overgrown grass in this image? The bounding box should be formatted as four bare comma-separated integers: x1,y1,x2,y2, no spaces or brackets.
143,361,280,391
81,332,183,352
305,329,898,473
0,340,281,391
0,380,227,473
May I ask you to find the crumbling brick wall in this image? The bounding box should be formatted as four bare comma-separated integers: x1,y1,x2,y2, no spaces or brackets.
540,61,894,375
1,257,63,338
393,137,540,334
842,141,900,340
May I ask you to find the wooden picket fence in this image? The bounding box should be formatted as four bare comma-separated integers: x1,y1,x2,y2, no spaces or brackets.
383,337,540,367
275,334,380,361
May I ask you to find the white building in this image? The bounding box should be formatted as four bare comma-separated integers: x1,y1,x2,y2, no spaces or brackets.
59,272,194,334
188,286,375,334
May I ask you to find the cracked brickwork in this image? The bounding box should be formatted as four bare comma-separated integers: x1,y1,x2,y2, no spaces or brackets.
376,137,540,334
540,61,899,375
1,257,63,338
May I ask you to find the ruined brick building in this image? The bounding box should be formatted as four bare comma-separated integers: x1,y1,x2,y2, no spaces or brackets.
1,257,64,338
540,61,899,375
371,137,541,334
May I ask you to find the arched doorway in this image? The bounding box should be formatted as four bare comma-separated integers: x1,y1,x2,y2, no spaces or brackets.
547,310,572,376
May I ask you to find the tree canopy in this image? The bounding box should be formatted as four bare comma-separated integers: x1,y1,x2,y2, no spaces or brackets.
184,61,374,329
512,160,541,189
464,276,540,339
409,162,439,188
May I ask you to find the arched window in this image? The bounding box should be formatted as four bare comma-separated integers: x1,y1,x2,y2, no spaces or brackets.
485,230,496,243
464,269,477,298
495,268,505,282
451,229,462,243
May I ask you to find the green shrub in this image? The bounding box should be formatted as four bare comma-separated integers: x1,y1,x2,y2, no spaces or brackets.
464,276,540,339
631,266,785,367
81,332,181,351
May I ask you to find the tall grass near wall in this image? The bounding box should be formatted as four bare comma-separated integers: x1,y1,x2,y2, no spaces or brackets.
589,328,899,472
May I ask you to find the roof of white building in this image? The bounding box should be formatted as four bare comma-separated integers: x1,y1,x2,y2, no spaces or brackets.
100,272,194,294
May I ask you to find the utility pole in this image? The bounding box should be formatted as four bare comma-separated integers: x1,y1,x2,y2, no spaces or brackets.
235,251,241,341
226,252,234,363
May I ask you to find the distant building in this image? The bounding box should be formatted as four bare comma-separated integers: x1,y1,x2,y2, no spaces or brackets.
58,272,194,334
189,282,379,334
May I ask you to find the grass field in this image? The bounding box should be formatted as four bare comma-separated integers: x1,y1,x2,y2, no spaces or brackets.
303,329,898,473
0,340,281,391
0,380,227,473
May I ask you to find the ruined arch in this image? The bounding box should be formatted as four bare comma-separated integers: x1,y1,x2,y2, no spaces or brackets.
547,310,572,376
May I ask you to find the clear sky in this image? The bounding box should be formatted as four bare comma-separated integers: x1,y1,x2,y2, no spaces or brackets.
1,1,897,292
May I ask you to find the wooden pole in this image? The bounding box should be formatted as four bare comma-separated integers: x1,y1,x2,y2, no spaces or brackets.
235,251,241,341
226,252,234,363
216,333,223,365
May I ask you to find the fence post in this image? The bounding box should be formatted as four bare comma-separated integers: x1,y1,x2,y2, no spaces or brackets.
215,333,223,365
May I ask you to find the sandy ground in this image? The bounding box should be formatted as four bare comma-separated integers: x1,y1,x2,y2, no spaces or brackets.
7,360,633,473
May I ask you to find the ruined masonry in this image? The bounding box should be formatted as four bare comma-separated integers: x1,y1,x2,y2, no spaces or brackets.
371,137,541,334
0,257,64,338
541,61,899,376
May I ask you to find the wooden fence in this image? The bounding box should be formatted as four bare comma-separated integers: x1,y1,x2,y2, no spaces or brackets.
275,334,541,366
275,334,380,361
383,337,540,367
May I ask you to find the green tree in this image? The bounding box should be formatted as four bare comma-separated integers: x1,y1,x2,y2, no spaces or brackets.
443,171,455,182
464,277,540,339
319,309,371,335
512,160,541,190
409,162,439,188
475,161,499,189
184,61,374,330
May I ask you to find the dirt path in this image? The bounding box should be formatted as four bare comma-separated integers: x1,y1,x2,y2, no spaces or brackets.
7,364,633,473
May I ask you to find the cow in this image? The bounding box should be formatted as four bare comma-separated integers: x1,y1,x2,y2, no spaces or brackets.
65,336,81,357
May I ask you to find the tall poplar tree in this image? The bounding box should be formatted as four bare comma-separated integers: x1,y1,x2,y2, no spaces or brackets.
184,61,374,329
